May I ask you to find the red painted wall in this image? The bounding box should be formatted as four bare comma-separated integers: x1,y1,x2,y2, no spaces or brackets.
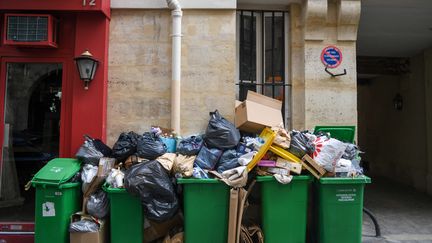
0,9,109,158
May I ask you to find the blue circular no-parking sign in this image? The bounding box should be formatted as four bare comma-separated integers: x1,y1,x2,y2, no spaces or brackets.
321,46,343,68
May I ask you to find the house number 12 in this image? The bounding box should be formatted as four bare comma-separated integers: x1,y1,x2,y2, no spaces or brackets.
83,0,96,6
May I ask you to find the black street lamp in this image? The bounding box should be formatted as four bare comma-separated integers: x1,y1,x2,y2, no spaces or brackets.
74,50,99,90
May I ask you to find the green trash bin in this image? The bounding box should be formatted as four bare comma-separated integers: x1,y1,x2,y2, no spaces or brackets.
104,185,143,243
316,176,371,243
31,158,81,243
177,178,230,243
257,175,312,243
313,126,356,143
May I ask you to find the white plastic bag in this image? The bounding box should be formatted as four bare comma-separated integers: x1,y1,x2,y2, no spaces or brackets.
81,164,98,193
106,168,125,188
312,137,347,172
238,151,257,166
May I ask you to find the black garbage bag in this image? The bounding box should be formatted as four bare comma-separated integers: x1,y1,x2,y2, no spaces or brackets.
204,110,241,150
69,220,99,233
87,190,110,219
76,136,104,166
176,135,203,156
88,136,112,157
124,161,178,221
194,145,223,170
136,132,167,160
216,149,240,173
288,131,315,158
112,132,141,162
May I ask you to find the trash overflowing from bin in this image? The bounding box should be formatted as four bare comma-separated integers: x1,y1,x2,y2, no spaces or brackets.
31,91,369,243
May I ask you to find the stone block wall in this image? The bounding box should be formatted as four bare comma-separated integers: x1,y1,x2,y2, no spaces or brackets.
107,9,236,145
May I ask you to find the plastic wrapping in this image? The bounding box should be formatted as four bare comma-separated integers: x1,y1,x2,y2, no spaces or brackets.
106,168,125,188
81,164,98,193
86,135,112,157
204,110,241,149
87,190,110,219
112,132,141,162
75,137,104,166
238,151,257,166
342,143,359,161
288,131,315,158
216,149,240,173
312,137,347,172
192,166,210,179
69,220,99,233
176,135,203,156
194,146,223,170
136,132,167,160
124,161,179,222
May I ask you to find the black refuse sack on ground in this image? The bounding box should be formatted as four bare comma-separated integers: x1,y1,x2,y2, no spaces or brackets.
204,110,241,150
288,131,315,158
69,220,99,233
194,145,223,170
177,135,203,156
112,131,141,162
87,190,110,219
136,132,167,160
124,161,178,222
76,136,104,166
216,149,240,173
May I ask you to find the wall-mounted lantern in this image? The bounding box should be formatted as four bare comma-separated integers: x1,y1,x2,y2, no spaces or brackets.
74,50,99,90
393,93,403,111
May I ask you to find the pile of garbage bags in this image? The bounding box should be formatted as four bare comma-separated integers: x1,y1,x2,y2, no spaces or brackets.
71,109,365,241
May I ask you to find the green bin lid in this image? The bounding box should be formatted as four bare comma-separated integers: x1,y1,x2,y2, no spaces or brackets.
32,158,81,186
313,126,356,143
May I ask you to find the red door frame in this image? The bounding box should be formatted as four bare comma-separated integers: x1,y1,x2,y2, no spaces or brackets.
0,57,73,164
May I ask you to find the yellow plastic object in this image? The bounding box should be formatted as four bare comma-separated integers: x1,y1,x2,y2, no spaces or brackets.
247,128,276,172
269,145,301,163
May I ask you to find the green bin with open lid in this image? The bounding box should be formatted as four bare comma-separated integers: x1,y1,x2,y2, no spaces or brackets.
32,158,82,243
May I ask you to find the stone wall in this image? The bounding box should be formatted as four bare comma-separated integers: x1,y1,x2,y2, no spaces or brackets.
290,0,360,132
107,9,236,145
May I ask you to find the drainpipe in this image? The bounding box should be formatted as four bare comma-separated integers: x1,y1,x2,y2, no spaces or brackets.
167,0,182,134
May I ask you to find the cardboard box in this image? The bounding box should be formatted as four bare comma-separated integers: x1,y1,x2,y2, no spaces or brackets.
70,213,106,243
276,157,302,174
235,91,283,133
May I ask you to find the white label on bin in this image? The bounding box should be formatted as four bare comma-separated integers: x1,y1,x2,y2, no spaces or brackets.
42,202,56,217
336,189,356,202
50,167,63,173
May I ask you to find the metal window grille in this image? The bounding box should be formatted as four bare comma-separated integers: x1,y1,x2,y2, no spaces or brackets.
7,16,49,42
237,10,289,122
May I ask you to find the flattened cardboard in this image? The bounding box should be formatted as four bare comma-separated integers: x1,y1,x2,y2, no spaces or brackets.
235,91,283,133
228,188,239,243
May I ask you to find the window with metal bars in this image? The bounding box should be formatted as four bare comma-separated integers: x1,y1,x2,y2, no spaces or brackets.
236,10,290,127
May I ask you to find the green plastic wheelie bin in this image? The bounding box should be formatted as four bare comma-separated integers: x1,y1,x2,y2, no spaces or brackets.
104,185,144,243
317,176,371,243
31,158,81,243
177,178,230,243
257,175,312,243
